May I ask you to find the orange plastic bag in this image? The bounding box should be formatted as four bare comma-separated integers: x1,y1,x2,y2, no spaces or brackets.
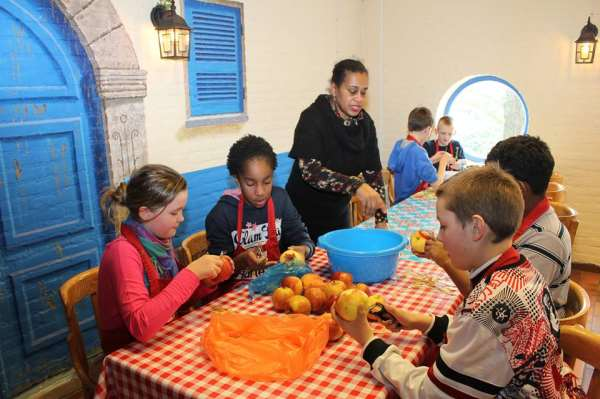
203,311,329,381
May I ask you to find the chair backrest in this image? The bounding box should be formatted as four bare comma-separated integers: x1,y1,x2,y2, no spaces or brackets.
182,230,209,265
559,280,591,327
349,169,394,227
560,324,600,397
550,170,564,184
546,181,566,203
349,196,366,227
550,201,579,244
59,267,101,398
383,168,395,205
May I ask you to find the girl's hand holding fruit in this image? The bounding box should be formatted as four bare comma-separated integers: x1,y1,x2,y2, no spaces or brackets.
279,247,307,265
187,254,225,281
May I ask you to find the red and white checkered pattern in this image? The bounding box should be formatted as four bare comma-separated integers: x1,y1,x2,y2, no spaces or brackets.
96,247,461,399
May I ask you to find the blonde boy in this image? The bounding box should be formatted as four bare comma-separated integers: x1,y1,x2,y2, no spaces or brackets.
333,166,563,398
423,116,465,171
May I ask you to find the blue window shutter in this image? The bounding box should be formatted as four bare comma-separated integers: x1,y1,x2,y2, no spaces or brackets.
185,1,245,117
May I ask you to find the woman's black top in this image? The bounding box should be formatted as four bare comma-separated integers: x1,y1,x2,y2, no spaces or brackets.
286,95,383,240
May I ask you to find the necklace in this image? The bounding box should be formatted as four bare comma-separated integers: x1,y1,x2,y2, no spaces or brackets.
329,96,363,126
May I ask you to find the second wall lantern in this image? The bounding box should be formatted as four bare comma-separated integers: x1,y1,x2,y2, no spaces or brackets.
575,17,598,64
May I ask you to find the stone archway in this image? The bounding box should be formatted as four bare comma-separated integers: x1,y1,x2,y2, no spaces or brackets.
52,0,147,184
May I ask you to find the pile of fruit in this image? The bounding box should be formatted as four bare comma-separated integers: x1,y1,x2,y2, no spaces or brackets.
271,271,369,314
271,271,387,342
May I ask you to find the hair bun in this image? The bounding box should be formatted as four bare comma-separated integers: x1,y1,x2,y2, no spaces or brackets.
112,182,127,205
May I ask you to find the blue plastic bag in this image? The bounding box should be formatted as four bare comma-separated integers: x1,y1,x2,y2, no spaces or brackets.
248,263,312,299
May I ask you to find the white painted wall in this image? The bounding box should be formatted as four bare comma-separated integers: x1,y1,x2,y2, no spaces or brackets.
112,0,367,171
112,0,600,263
365,0,600,264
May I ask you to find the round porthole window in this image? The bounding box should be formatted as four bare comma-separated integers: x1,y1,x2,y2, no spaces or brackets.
439,75,528,162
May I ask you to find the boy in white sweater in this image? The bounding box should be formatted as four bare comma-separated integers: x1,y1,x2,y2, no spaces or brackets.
333,165,564,398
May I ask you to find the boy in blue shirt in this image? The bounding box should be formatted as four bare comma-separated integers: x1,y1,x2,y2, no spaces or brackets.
388,107,449,203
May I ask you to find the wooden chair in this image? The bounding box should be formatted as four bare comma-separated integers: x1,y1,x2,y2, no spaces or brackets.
349,168,394,227
550,170,564,184
382,168,395,205
349,196,366,227
560,324,600,397
59,267,101,399
546,181,566,203
182,230,209,266
550,202,579,244
559,280,591,327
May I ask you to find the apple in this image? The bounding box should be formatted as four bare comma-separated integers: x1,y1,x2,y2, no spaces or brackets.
354,283,371,296
301,273,325,290
272,287,294,312
322,313,344,342
331,271,353,288
322,280,346,307
281,275,303,295
205,256,235,286
304,287,328,314
279,249,305,266
288,295,311,314
411,230,431,254
334,288,369,321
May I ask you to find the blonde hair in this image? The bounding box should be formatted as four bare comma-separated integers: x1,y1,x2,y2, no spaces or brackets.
437,115,454,129
436,165,523,243
100,164,187,231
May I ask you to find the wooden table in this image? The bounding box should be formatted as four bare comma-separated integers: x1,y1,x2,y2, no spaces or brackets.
96,196,459,399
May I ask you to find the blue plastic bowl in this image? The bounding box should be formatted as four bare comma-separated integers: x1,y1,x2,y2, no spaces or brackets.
317,228,408,283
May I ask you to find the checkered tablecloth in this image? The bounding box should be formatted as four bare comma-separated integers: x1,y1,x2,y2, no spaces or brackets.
96,196,459,399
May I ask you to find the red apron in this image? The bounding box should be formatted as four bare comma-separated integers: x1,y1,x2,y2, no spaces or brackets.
434,140,455,158
233,196,281,262
434,140,456,171
407,134,430,194
100,225,215,353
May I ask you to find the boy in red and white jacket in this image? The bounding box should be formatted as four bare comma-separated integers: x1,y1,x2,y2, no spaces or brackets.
333,166,564,398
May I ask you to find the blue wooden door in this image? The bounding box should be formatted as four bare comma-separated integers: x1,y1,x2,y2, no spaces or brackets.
0,0,107,396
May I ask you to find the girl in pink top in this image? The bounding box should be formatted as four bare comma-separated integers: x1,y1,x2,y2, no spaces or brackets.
98,164,233,353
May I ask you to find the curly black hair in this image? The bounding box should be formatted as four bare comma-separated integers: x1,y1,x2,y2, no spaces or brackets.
486,135,554,195
227,134,278,176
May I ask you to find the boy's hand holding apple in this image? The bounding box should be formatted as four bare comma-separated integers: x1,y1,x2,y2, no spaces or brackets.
331,302,373,346
410,230,432,254
411,233,453,272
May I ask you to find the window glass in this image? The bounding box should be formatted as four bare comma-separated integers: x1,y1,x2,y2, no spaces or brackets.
441,76,528,162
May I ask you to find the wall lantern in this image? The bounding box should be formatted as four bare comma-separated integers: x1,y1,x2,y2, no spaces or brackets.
575,17,598,64
150,0,191,59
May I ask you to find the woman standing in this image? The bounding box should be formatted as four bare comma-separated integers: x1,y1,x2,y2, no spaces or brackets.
286,59,387,241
